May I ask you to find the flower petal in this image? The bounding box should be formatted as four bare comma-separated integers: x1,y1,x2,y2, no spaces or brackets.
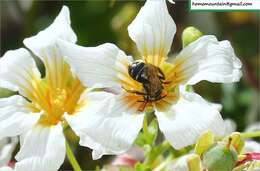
23,6,76,57
128,0,176,66
0,48,41,98
245,122,260,132
244,141,260,153
169,154,193,171
15,124,65,171
0,167,13,171
65,91,144,159
0,95,40,139
155,92,225,149
14,156,60,171
33,44,74,90
0,80,17,92
224,119,237,135
167,35,242,85
58,40,134,89
23,6,76,90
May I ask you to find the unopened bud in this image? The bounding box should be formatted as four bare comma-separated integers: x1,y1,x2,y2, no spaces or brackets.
223,132,244,154
187,154,203,171
182,26,203,47
202,142,238,171
195,131,215,156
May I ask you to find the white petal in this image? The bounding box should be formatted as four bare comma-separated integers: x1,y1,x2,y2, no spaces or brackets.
128,0,176,56
32,44,72,89
0,80,17,92
128,0,176,66
0,48,41,98
155,92,225,149
172,35,242,85
15,124,65,171
23,6,76,90
58,40,132,88
224,119,237,135
66,91,144,159
14,156,60,171
169,154,193,171
179,86,222,111
245,122,260,132
23,6,76,57
0,137,18,167
0,96,40,139
0,167,13,171
244,141,260,153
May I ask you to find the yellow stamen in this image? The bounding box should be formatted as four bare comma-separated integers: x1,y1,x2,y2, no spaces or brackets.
26,60,86,126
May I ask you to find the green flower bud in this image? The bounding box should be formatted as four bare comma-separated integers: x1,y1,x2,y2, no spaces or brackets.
202,142,238,171
187,154,203,171
195,131,215,156
182,26,203,47
223,132,244,154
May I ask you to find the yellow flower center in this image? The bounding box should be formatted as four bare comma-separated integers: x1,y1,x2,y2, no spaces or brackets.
26,62,86,126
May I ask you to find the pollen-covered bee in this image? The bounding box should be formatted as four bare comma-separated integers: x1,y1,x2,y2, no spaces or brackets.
126,61,168,103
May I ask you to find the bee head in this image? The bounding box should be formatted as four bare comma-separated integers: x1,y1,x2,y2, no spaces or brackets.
128,61,146,82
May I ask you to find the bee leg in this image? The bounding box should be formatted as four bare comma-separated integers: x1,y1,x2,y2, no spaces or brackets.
122,86,147,96
142,101,148,111
137,95,147,103
162,81,171,84
159,94,167,100
138,100,148,112
158,67,166,80
158,68,171,84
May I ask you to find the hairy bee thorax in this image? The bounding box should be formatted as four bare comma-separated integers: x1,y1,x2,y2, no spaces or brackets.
127,61,166,102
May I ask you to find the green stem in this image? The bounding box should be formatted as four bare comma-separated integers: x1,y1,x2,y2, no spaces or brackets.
144,141,172,166
153,155,173,171
143,113,148,134
241,131,260,138
65,140,82,171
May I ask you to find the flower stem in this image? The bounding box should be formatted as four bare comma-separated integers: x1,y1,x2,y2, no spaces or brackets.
65,140,82,171
241,131,260,138
153,155,173,171
143,113,149,134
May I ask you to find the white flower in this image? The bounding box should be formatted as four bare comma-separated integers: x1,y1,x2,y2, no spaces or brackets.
224,119,237,135
0,137,18,167
244,122,260,153
245,122,260,132
167,154,194,171
0,5,114,170
244,141,260,153
57,0,242,159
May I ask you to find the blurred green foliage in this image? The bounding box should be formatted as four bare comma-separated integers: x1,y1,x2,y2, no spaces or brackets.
0,0,259,170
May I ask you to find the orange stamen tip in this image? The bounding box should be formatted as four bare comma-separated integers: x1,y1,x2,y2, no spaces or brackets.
226,137,232,149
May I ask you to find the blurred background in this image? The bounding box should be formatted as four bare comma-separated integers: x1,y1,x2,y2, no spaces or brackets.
0,0,259,170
